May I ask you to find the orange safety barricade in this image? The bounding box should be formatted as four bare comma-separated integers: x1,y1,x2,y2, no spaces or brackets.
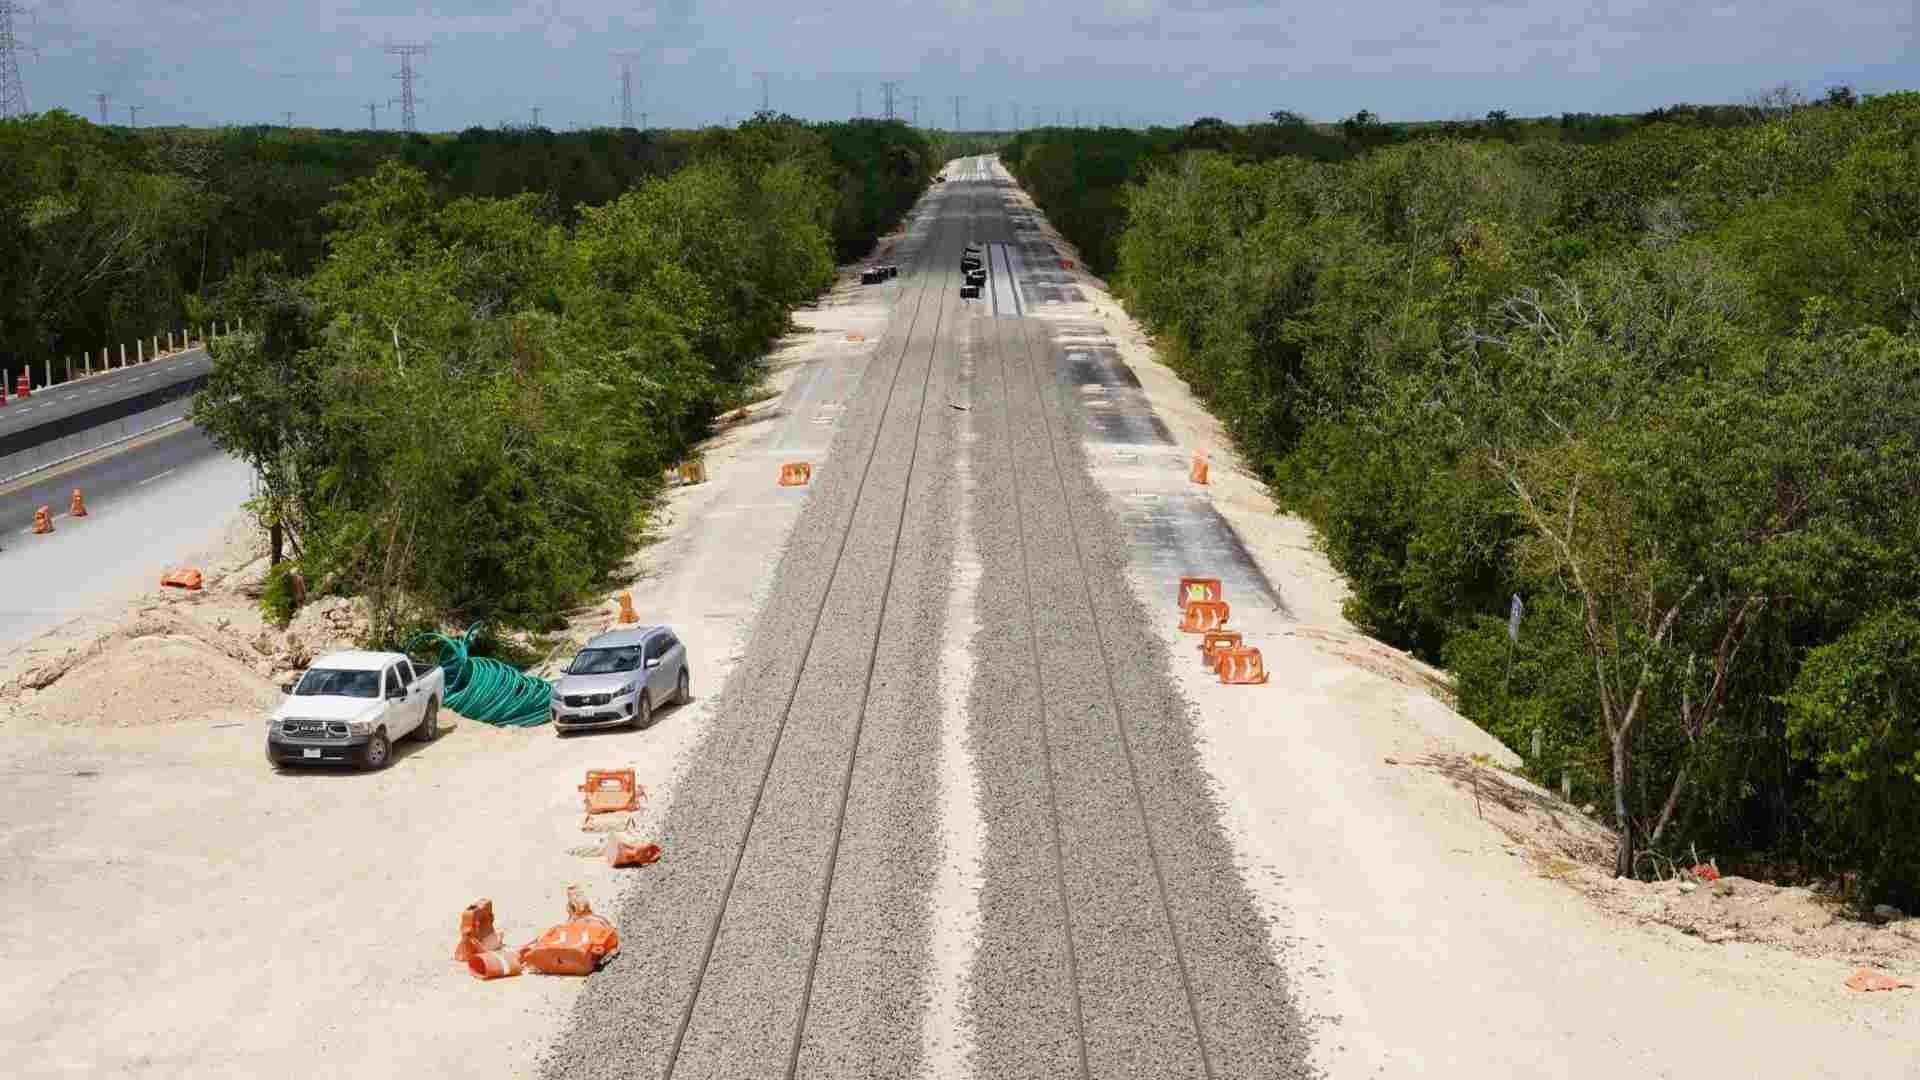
1177,577,1223,610
467,949,524,980
606,833,662,868
160,567,203,590
1200,630,1243,671
1060,259,1075,270
454,899,503,963
675,460,707,485
616,592,639,624
779,462,813,487
1218,646,1270,685
580,769,642,818
520,886,620,976
1189,452,1210,485
69,489,88,517
1179,599,1230,634
31,506,52,534
846,332,866,342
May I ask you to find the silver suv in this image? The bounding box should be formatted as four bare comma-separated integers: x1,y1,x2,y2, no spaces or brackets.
551,626,689,733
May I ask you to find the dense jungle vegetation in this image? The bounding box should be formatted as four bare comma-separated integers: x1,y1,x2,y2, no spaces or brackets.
1003,91,1920,904
0,111,940,635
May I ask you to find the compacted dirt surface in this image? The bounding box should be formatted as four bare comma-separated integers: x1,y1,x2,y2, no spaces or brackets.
5,158,1917,1080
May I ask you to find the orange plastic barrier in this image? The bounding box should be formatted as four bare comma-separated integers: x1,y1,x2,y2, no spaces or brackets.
1200,630,1244,671
1179,599,1230,634
616,592,639,624
846,332,866,342
779,462,813,487
1059,259,1075,270
466,949,524,980
14,373,29,398
69,489,88,517
1845,967,1913,992
607,834,662,868
520,886,620,976
1218,646,1270,685
1189,453,1210,485
454,899,503,963
580,769,643,818
1177,577,1223,610
31,506,51,534
160,567,203,590
675,460,707,485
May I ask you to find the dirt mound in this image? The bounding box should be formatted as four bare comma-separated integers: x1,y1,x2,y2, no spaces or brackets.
23,632,278,728
271,595,370,668
1569,870,1920,967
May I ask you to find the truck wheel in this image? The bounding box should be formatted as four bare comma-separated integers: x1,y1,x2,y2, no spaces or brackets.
633,693,652,730
676,669,691,706
414,699,440,742
360,729,392,771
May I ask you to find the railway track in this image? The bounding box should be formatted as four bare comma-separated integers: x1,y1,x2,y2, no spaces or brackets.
556,161,1307,1080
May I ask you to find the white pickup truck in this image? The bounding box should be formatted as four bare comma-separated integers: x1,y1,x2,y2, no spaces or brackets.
266,650,444,771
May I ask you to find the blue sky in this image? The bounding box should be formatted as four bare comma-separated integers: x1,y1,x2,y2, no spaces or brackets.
11,1,1917,130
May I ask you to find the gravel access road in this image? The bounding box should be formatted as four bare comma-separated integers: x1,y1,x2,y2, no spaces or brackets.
552,161,1309,1080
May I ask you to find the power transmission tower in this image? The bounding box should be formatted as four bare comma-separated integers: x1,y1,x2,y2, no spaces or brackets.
950,94,964,132
853,81,862,119
126,103,141,127
612,52,641,129
640,111,648,130
366,101,380,128
754,71,769,114
385,43,428,133
531,105,542,128
908,95,921,127
282,110,294,127
879,80,900,121
0,0,32,119
1011,102,1020,132
92,90,109,124
986,104,996,131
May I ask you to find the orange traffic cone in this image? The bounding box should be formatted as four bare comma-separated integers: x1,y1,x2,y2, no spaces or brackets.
31,506,52,534
616,592,639,624
69,490,88,517
778,462,813,487
1189,452,1210,485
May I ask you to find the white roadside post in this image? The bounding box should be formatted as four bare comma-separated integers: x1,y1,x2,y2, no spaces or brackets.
120,343,127,367
167,331,174,352
43,358,50,388
137,339,144,363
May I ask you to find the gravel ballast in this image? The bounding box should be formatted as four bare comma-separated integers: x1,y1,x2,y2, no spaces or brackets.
548,165,1311,1079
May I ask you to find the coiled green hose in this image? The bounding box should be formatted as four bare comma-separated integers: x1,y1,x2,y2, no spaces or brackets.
407,624,553,728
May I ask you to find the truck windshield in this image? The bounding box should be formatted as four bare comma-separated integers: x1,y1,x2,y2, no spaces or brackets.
294,669,381,698
568,647,642,675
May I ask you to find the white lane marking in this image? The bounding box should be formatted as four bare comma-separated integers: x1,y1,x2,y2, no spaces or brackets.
137,468,177,486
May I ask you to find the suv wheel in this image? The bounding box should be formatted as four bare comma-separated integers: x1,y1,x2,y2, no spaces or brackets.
359,729,392,771
676,669,691,706
634,692,653,730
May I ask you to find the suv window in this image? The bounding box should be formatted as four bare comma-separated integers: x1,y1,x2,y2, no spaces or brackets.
644,635,667,662
395,658,413,685
385,665,406,696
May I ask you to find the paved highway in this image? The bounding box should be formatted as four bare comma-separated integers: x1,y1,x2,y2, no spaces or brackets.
555,162,1309,1078
0,348,209,441
0,422,252,650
